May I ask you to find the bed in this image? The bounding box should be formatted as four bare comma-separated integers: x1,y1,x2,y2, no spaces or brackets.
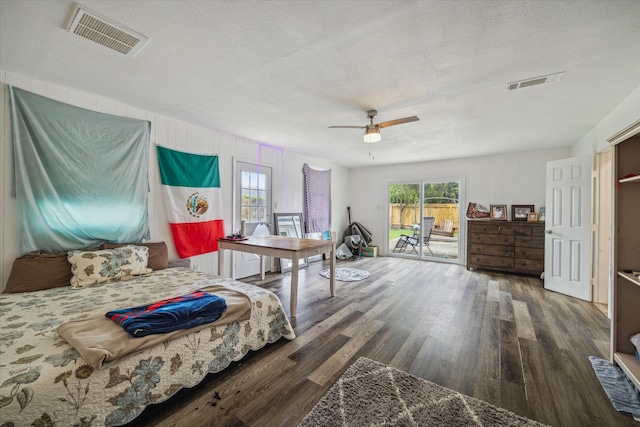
0,245,295,427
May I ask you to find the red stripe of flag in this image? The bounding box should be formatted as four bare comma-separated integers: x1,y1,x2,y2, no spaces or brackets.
170,220,225,258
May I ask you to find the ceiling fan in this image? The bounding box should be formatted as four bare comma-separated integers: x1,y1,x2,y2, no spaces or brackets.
328,110,419,143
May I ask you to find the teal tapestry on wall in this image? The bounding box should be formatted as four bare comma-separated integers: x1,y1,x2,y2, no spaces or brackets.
9,86,151,254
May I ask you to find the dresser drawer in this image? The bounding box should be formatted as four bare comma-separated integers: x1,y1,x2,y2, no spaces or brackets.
468,254,514,269
514,246,544,260
469,223,531,235
514,258,544,273
515,236,544,249
469,243,513,257
531,225,545,237
468,233,514,245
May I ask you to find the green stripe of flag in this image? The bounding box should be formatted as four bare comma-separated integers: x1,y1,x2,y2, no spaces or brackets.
157,145,220,188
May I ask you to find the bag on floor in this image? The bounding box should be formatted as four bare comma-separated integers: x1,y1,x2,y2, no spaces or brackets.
336,243,353,259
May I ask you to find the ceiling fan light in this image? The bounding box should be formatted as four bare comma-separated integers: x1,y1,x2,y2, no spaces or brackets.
363,127,381,143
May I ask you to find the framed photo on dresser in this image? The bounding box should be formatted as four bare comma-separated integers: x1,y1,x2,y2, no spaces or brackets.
512,205,534,221
490,205,507,221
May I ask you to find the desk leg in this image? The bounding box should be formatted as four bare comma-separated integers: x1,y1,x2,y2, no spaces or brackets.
330,243,336,296
260,255,265,280
217,248,224,277
290,254,299,317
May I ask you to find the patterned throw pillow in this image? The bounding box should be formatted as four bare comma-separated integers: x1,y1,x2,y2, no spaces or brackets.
103,241,168,270
67,245,152,288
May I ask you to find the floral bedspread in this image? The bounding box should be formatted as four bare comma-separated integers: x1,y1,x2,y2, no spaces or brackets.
0,268,295,426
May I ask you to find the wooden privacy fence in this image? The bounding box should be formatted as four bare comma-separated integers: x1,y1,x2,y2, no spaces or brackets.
390,203,459,231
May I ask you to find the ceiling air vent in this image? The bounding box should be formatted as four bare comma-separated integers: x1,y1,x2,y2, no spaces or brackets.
66,5,148,56
505,72,565,92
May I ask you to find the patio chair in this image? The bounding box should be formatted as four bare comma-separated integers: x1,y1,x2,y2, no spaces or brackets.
393,232,420,254
422,216,435,256
432,219,454,237
392,217,435,256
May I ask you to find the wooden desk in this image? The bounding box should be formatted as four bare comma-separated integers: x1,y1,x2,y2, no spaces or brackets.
218,236,336,317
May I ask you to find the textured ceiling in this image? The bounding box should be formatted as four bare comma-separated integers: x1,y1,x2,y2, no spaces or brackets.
1,0,639,168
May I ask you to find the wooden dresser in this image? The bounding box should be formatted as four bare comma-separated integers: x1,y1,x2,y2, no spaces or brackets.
467,220,545,276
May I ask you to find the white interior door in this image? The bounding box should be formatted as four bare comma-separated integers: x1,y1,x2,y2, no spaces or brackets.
233,160,272,279
544,155,592,300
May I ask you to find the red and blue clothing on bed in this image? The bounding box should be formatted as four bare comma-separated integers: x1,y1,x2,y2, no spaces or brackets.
106,291,227,337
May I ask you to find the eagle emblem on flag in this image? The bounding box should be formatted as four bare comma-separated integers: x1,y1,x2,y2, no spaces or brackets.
187,193,209,217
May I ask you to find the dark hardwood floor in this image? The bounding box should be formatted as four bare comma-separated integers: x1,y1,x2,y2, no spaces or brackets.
132,256,635,427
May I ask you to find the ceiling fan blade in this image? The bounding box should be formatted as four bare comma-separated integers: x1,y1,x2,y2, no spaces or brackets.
328,125,366,129
377,116,420,128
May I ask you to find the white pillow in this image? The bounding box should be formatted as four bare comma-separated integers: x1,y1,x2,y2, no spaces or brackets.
67,245,152,288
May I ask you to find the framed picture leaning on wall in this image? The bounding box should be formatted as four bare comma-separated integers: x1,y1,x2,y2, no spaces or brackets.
538,207,546,221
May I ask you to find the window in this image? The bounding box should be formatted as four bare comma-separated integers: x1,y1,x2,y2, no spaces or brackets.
241,170,268,223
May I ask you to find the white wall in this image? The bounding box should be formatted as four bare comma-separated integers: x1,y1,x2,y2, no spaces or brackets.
572,85,640,156
347,148,571,262
3,70,634,289
0,70,349,291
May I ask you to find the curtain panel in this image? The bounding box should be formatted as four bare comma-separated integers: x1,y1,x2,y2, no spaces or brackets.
302,163,331,233
9,86,151,254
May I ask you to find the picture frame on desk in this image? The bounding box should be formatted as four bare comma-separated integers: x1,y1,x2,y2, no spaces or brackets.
512,204,534,221
527,212,539,222
490,204,507,221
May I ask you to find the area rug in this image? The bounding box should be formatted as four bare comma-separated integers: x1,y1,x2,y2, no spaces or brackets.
319,268,370,282
589,356,640,421
298,357,548,427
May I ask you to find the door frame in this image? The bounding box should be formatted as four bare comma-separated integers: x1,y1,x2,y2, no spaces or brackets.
593,149,613,308
386,176,465,264
605,118,640,319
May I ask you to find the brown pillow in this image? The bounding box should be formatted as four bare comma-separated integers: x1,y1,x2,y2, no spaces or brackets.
103,242,169,271
4,251,72,293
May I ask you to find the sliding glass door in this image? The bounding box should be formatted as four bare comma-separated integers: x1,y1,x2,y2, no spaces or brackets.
388,180,460,262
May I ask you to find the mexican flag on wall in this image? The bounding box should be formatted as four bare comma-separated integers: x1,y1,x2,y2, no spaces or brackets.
156,145,225,258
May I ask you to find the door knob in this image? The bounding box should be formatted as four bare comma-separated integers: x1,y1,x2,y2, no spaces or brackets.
545,229,552,234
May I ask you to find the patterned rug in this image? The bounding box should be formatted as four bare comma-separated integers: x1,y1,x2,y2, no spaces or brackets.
298,357,548,427
589,356,640,420
319,268,370,282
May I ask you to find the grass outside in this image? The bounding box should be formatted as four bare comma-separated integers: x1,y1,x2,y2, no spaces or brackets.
389,229,410,239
